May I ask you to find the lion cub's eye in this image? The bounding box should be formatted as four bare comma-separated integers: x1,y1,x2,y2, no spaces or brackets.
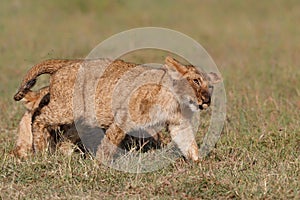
193,79,200,86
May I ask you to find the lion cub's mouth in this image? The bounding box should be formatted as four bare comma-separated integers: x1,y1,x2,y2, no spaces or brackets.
188,99,209,111
199,103,209,110
199,97,211,110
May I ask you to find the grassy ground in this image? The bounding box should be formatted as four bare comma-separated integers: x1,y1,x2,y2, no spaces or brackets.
0,0,299,199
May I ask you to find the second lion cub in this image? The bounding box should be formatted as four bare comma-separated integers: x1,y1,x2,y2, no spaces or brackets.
13,87,50,158
13,87,80,158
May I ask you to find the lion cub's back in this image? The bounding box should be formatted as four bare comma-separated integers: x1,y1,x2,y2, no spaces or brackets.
48,59,114,117
109,65,178,130
94,60,137,124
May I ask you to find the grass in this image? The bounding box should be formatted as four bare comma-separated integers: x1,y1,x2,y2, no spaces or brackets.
0,0,299,199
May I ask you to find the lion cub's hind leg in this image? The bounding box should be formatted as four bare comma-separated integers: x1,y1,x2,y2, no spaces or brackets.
31,99,76,154
54,124,82,156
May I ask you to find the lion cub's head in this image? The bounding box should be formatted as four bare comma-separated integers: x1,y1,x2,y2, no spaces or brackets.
20,87,50,111
164,56,221,111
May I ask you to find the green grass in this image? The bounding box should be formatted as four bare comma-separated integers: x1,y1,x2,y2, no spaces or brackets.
0,0,299,199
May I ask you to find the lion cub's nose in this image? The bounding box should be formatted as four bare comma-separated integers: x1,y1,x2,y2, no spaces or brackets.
202,91,211,104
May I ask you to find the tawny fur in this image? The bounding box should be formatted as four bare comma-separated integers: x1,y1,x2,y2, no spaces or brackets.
13,87,50,158
14,59,84,101
14,57,221,162
13,87,80,158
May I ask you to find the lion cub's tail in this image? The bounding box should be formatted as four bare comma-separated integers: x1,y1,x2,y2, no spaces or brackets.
14,59,83,101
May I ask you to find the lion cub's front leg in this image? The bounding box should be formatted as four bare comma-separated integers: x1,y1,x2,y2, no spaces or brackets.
13,87,50,158
96,123,126,163
13,111,33,158
169,118,199,162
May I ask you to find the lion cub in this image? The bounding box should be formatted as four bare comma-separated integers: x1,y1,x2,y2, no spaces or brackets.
14,57,221,162
13,87,80,158
13,87,50,158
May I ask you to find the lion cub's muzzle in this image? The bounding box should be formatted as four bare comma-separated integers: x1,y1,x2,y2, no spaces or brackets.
198,97,210,110
198,90,211,110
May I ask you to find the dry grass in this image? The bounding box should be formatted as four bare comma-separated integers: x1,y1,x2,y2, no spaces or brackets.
0,0,299,199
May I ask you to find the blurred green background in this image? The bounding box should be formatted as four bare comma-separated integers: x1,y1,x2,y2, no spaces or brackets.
0,0,299,199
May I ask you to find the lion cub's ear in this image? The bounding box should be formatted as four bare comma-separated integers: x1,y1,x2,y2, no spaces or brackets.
20,90,39,110
164,56,188,80
207,72,222,84
164,56,188,75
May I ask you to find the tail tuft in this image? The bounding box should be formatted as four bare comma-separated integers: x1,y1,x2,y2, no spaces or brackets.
25,79,37,90
13,59,81,102
14,79,37,101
